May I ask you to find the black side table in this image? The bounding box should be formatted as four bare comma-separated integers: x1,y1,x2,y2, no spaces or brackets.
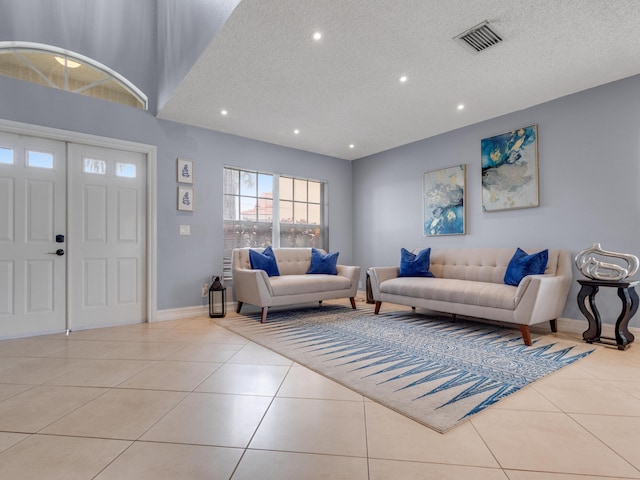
577,279,639,350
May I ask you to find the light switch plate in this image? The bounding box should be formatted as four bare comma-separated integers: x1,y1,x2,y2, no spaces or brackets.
179,225,190,236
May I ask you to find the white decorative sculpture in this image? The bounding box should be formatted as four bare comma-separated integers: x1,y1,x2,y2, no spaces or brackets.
575,243,639,281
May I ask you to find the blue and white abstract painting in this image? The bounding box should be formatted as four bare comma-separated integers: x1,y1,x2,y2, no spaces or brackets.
481,125,539,211
423,164,465,236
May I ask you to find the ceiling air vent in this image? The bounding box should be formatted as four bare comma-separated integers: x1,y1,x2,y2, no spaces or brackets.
455,21,503,53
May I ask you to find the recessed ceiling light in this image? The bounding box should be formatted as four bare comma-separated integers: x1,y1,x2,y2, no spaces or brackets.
294,129,300,135
349,144,355,149
220,109,228,116
399,76,408,83
457,104,465,110
312,32,322,41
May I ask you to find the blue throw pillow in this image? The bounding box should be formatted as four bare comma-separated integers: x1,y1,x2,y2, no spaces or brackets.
399,247,434,277
307,248,339,275
504,248,548,286
249,246,280,277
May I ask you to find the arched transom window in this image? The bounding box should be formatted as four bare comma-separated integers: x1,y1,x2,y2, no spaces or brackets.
0,42,147,110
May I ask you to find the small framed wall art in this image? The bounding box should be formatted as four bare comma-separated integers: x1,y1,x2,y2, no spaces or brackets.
178,186,194,211
481,125,539,212
177,158,193,184
423,164,466,236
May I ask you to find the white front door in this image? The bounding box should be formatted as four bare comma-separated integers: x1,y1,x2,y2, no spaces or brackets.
67,144,147,330
0,132,67,337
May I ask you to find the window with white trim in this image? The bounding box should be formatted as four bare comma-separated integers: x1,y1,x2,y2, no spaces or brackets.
223,167,327,279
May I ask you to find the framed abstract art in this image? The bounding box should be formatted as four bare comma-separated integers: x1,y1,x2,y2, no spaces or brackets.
481,125,539,211
423,164,466,236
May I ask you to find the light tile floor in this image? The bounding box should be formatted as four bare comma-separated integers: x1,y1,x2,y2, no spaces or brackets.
1,298,640,479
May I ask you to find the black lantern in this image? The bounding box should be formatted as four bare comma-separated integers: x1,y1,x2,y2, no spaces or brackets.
209,276,227,318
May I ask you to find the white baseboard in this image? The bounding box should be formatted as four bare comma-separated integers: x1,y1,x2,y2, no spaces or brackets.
154,305,208,322
557,317,587,334
558,316,640,337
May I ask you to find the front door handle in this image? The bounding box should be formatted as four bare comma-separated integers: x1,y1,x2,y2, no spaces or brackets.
48,249,65,256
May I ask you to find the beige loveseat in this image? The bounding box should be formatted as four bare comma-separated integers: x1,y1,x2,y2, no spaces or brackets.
232,247,361,323
369,248,572,346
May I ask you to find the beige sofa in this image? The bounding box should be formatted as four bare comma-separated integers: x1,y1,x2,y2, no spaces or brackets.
232,247,361,322
369,248,572,346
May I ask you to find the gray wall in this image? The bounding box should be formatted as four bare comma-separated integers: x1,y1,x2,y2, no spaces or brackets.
0,75,354,311
353,74,640,326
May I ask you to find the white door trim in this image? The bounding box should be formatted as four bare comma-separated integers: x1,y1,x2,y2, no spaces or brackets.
0,118,158,323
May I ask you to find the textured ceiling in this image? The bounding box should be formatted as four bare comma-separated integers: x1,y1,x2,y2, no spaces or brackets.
157,0,640,160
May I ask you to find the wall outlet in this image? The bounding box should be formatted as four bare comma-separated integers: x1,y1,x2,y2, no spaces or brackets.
201,284,208,297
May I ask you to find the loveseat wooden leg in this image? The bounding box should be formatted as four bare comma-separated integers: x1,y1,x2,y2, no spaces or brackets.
261,307,268,323
349,297,356,310
550,319,558,333
236,302,243,314
374,301,382,314
519,325,532,346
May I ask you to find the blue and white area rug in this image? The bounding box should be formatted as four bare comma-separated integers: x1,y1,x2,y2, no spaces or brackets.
219,305,593,433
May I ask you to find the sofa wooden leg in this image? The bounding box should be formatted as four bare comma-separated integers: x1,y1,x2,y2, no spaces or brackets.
374,301,382,314
519,325,532,346
451,313,457,322
411,306,416,312
319,300,323,306
261,307,268,323
349,297,356,310
236,302,243,314
550,319,558,333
